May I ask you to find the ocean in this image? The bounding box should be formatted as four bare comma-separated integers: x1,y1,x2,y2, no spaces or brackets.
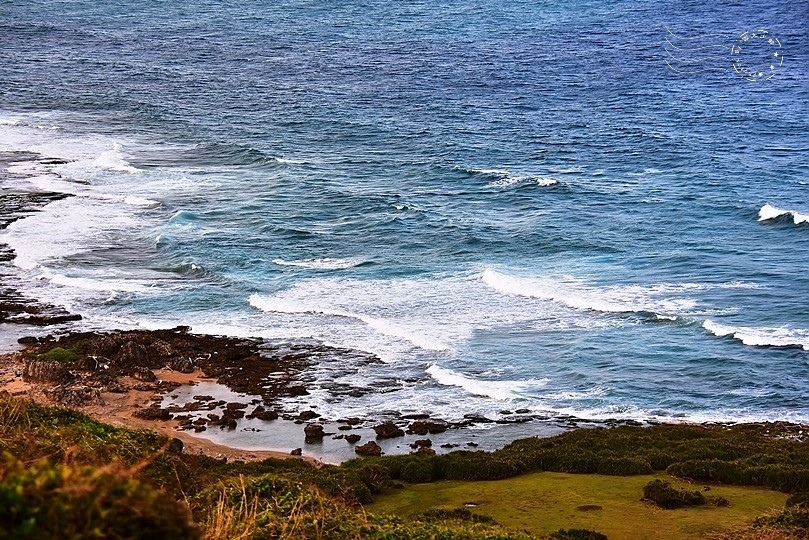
1,0,808,433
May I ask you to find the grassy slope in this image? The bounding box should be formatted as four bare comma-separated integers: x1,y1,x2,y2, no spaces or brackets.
368,472,788,540
1,391,807,539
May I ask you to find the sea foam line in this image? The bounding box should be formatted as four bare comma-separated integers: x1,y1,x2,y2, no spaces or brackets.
272,258,365,270
249,294,451,352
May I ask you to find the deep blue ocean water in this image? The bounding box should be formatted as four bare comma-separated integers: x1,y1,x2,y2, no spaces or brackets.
1,1,808,427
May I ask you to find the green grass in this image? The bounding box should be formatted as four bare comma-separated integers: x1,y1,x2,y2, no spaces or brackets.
366,472,788,540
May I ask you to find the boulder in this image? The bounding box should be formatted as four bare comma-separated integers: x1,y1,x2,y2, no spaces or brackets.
373,421,404,439
355,441,382,457
130,366,157,382
304,423,325,439
415,447,436,456
345,434,361,444
23,360,74,384
409,420,447,435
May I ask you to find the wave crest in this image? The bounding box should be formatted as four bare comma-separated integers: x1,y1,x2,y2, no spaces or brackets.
758,204,809,225
426,364,548,400
272,258,365,270
703,320,809,350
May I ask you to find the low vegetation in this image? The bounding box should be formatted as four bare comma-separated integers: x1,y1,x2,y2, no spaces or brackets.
0,391,807,539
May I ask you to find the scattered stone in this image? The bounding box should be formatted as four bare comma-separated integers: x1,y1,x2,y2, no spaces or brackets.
440,443,458,449
499,410,513,415
515,408,530,414
337,425,353,431
193,395,214,401
45,385,100,407
355,441,383,456
225,402,248,410
290,448,302,456
414,447,436,456
373,421,405,439
466,442,479,447
133,406,171,421
298,410,320,421
345,434,361,444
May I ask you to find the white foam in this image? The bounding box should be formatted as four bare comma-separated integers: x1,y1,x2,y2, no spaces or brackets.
703,320,809,350
123,195,160,207
92,143,141,173
272,258,364,270
37,270,154,294
274,157,305,165
758,204,809,225
426,364,548,401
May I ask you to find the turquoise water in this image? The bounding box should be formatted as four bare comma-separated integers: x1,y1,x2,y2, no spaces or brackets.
1,1,808,426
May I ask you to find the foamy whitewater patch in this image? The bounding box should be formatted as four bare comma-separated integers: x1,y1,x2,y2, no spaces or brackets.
122,195,160,208
461,167,559,188
249,295,451,352
703,320,809,351
92,143,141,173
758,204,809,225
426,364,548,400
481,268,699,316
272,258,365,270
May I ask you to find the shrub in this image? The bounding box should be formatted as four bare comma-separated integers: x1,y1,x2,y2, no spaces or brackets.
39,347,78,365
642,479,705,509
0,458,199,540
418,507,495,524
549,528,609,540
786,492,809,509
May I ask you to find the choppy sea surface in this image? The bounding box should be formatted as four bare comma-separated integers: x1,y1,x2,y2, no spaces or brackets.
1,1,808,429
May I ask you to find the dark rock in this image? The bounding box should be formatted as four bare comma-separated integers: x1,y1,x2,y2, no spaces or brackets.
515,408,530,414
290,448,302,456
17,336,38,345
401,413,430,420
225,402,248,410
298,410,320,421
23,360,74,384
73,356,99,371
130,366,157,382
499,410,513,415
193,425,207,433
345,434,361,444
337,425,352,431
463,414,493,424
373,421,404,439
466,442,479,447
133,406,171,421
45,385,100,406
194,395,214,401
168,357,195,373
304,423,325,439
116,341,150,367
440,443,459,449
355,441,382,456
409,420,448,435
414,439,432,448
415,447,436,456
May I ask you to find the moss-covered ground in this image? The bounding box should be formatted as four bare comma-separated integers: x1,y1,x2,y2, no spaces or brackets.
367,472,788,540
